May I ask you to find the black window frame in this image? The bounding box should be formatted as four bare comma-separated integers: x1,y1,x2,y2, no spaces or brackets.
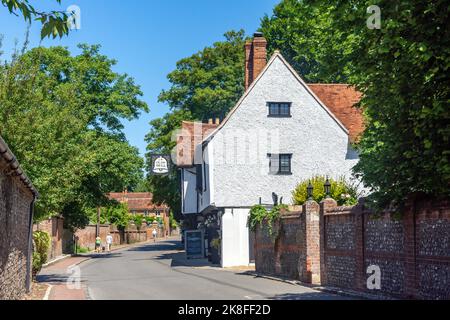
268,153,293,175
267,102,292,118
195,164,203,192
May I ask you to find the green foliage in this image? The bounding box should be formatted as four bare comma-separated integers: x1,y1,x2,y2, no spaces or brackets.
32,231,51,275
104,203,130,230
169,211,178,229
145,216,156,225
32,252,42,276
131,214,144,229
145,31,248,220
75,245,89,254
248,205,268,232
0,44,147,230
211,238,221,250
158,30,247,120
320,0,450,208
2,0,72,39
292,176,359,206
248,204,288,240
260,0,349,83
262,0,449,209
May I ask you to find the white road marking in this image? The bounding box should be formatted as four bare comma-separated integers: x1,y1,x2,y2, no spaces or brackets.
43,284,53,300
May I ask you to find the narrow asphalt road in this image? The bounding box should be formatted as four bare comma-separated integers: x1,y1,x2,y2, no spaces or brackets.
78,239,351,300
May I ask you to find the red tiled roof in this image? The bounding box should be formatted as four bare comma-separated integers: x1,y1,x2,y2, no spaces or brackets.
107,192,168,211
308,84,365,142
176,121,219,167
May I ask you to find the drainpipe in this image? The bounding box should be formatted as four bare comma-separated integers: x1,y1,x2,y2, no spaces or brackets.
25,195,36,293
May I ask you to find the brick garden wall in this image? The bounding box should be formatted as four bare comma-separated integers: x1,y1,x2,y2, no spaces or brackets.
33,216,64,261
74,223,149,250
33,220,157,254
254,195,450,300
255,203,320,284
0,163,34,300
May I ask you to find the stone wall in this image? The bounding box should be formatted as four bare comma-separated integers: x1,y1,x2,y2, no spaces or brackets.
254,195,450,300
0,160,35,300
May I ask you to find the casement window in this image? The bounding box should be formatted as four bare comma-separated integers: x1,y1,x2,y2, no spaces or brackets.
195,164,203,191
268,154,292,175
268,102,291,117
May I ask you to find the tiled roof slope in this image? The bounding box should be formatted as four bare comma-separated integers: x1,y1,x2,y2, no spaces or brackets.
308,84,365,142
176,121,219,167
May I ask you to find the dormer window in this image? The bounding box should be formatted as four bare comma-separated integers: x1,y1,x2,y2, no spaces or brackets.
268,102,291,117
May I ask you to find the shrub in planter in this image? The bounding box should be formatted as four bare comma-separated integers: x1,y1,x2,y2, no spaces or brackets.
32,230,51,277
292,176,359,206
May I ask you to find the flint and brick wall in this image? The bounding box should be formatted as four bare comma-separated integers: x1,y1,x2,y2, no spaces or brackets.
254,196,450,300
0,163,34,300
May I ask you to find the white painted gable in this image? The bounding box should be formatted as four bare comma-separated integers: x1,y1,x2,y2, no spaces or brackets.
199,53,359,210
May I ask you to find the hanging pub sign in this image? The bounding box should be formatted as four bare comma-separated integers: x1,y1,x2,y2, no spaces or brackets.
149,154,172,176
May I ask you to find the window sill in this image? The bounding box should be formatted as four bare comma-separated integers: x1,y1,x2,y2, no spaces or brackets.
269,172,293,176
267,115,292,118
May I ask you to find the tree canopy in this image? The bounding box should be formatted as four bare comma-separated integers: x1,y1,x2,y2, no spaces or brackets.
260,0,349,83
158,30,247,120
0,43,148,229
260,0,450,208
322,0,450,208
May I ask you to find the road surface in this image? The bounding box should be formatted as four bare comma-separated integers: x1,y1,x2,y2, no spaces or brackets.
77,239,351,300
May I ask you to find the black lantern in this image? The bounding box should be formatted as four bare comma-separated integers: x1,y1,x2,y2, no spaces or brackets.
307,181,314,200
324,177,331,198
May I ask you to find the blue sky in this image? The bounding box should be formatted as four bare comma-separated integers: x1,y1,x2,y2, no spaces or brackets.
0,0,279,157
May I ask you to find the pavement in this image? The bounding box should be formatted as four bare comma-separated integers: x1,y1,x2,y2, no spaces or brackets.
36,238,356,300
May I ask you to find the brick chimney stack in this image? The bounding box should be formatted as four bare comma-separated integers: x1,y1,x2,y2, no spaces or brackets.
245,32,267,90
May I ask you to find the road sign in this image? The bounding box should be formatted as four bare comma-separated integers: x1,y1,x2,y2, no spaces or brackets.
149,154,172,176
185,230,204,259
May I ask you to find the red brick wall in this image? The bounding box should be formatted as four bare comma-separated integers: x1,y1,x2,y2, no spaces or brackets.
255,203,319,283
34,216,64,261
254,195,450,300
74,223,148,250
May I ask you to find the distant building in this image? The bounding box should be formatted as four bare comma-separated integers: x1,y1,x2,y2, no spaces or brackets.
108,191,170,230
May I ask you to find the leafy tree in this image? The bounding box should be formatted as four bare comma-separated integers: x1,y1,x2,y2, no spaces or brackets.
146,31,247,220
131,214,145,230
158,30,247,120
260,0,349,83
104,203,130,230
169,211,178,229
261,0,449,208
319,0,450,208
0,44,148,229
2,0,73,39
